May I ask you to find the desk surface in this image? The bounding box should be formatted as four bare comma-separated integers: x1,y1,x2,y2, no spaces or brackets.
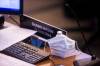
36,56,75,66
0,48,75,66
36,48,75,66
0,22,75,66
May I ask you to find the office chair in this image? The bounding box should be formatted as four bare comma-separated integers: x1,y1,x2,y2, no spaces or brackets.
82,17,100,55
63,0,100,59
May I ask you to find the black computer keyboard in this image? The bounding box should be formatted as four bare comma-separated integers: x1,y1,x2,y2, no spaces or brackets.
1,42,50,64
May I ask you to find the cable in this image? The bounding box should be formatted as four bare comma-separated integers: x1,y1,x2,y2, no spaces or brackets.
75,41,81,51
64,3,87,45
0,15,20,27
8,15,20,26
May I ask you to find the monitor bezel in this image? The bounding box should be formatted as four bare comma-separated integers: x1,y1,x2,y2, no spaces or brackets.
0,0,23,15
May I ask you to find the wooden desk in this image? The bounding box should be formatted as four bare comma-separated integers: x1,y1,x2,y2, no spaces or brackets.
0,22,75,66
36,48,75,66
0,50,75,66
36,56,75,66
0,48,75,66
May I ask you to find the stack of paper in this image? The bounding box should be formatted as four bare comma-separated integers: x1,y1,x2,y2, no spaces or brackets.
0,22,36,51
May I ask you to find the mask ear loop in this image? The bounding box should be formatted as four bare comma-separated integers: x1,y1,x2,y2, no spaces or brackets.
43,41,55,66
75,41,81,51
43,42,48,52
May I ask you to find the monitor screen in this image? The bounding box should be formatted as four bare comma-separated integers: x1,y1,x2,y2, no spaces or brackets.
0,0,23,15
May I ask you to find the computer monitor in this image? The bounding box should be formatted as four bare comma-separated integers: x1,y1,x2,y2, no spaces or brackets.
0,0,23,15
0,0,23,28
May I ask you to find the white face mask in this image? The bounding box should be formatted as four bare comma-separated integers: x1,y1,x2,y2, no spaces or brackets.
48,31,78,58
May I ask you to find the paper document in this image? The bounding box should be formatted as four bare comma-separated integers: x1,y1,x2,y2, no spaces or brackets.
0,26,36,51
0,53,35,66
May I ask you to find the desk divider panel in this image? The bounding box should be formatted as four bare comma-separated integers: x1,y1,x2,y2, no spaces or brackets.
20,15,67,39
